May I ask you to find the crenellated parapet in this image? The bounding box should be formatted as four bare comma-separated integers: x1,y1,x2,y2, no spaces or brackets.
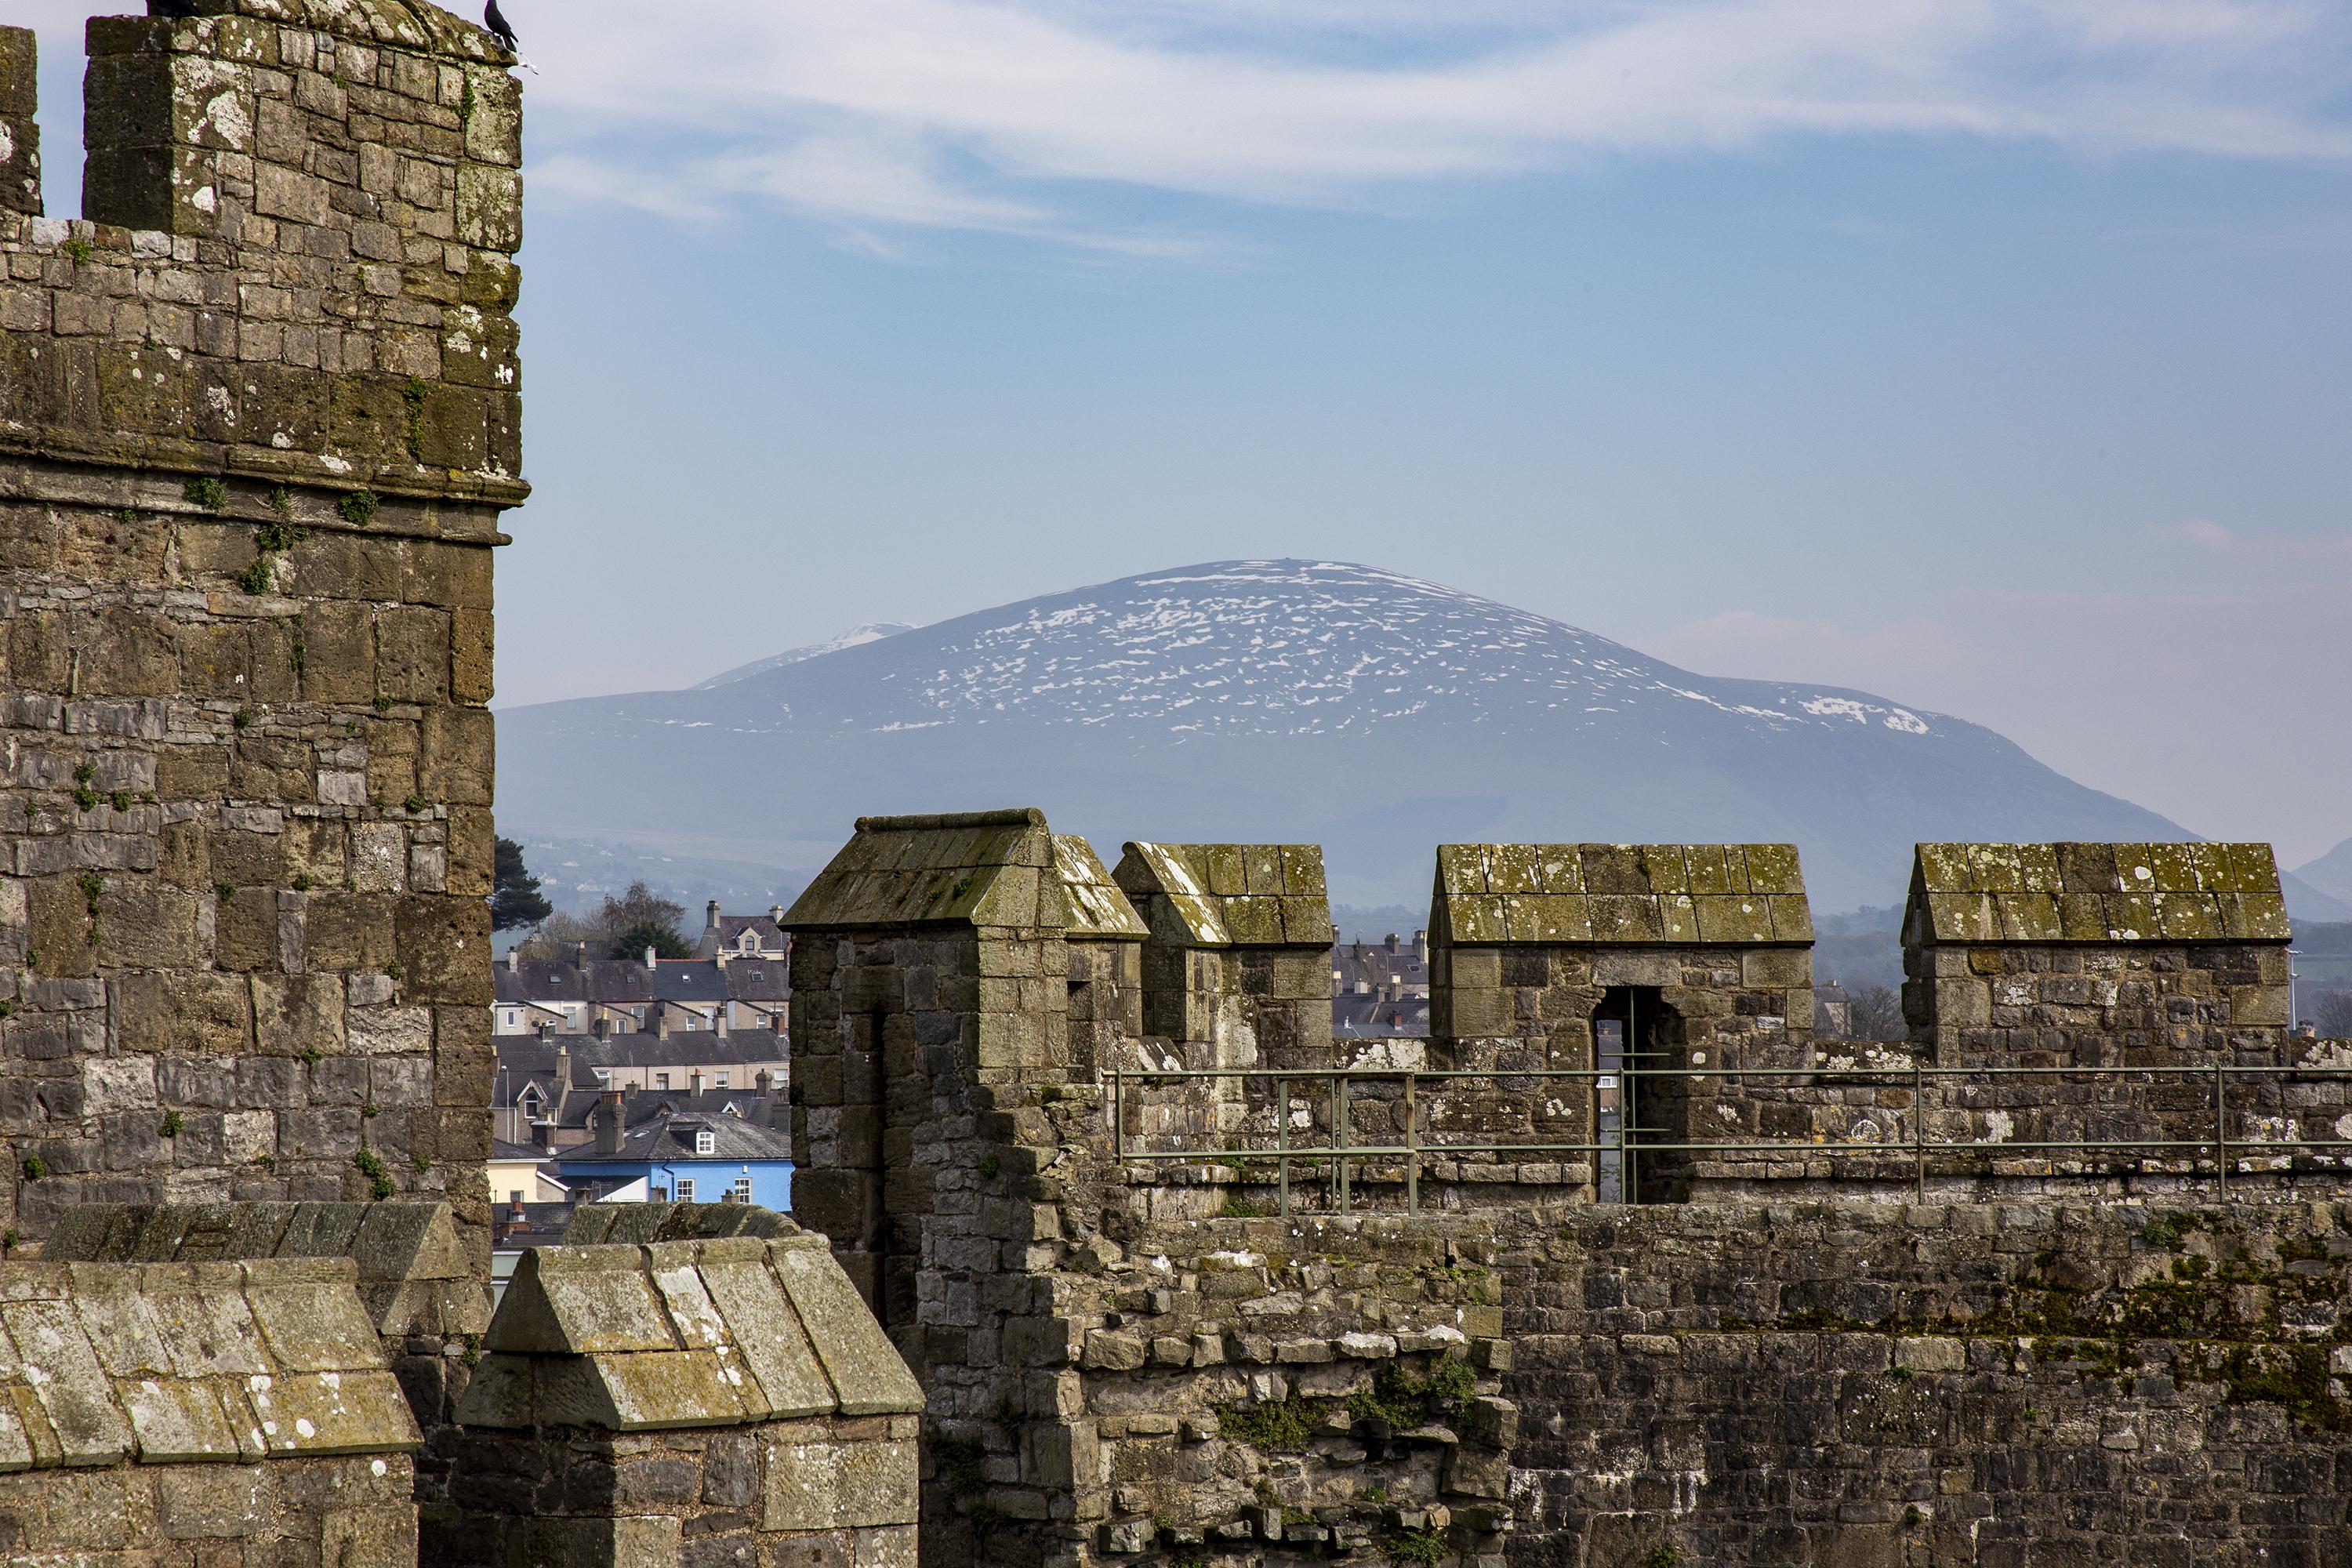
0,0,518,1274
3,2,524,501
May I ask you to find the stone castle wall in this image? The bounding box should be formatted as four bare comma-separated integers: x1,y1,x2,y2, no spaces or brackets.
0,1,519,1268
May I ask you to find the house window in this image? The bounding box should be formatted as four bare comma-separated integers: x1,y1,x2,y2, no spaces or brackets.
509,1190,524,1204
673,1178,694,1202
655,1073,670,1090
593,1069,611,1084
695,1129,716,1156
714,1072,729,1088
504,1010,517,1027
731,1174,753,1203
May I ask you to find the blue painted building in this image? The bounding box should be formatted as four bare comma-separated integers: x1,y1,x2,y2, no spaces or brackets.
556,1105,794,1212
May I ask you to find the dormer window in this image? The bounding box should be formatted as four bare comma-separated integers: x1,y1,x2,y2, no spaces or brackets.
738,932,759,952
694,1128,715,1156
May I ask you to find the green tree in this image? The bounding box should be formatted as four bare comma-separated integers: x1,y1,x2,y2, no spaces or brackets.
488,837,554,932
612,917,692,961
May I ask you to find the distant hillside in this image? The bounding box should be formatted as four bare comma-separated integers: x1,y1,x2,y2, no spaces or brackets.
2297,839,2352,906
498,559,2312,916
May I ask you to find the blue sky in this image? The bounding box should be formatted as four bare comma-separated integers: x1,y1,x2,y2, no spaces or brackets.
20,1,2352,862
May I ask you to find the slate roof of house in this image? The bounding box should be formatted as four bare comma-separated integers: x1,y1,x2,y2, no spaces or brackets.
554,1109,796,1167
459,1233,924,1432
1112,842,1330,947
696,912,789,959
1432,844,1812,946
0,1258,419,1468
1904,842,2291,945
494,956,788,1007
1052,835,1149,940
785,808,1061,929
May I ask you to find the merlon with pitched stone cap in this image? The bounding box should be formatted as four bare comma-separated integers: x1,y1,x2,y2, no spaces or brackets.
1433,843,1812,946
1904,841,2291,945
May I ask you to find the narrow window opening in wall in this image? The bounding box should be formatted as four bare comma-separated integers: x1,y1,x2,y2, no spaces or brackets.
1593,986,1687,1204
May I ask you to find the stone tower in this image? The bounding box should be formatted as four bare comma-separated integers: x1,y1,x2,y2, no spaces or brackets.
0,0,523,1266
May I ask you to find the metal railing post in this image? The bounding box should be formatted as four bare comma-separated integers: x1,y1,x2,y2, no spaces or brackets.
2215,1059,2228,1199
1276,1076,1290,1218
1913,1060,1926,1203
1335,1074,1352,1214
1406,1070,1420,1214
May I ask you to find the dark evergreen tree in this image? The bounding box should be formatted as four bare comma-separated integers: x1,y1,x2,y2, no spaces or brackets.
488,836,554,932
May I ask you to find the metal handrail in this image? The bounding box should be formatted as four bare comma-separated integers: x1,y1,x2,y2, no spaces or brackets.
1107,1059,2352,1215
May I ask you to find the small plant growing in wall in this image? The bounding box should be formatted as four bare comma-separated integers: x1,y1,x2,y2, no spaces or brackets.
71,763,97,811
1638,1547,1682,1568
185,475,227,512
1386,1525,1451,1566
1215,1396,1317,1453
338,489,379,527
158,1111,183,1138
78,873,103,946
20,1156,46,1181
352,1149,396,1200
402,377,430,459
216,884,238,903
232,709,252,730
62,238,93,266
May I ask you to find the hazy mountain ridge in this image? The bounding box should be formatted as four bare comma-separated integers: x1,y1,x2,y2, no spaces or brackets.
2297,839,2352,906
498,560,2339,918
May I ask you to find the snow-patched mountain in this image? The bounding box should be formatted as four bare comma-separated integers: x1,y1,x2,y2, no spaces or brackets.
499,560,2238,913
689,622,916,691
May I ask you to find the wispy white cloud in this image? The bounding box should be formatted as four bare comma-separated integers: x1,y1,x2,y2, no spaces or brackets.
503,0,2352,247
18,0,2352,248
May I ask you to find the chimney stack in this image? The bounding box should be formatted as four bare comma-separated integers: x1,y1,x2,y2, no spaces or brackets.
755,1069,773,1093
706,899,720,933
770,905,785,924
572,941,588,971
593,1091,624,1156
593,1014,613,1041
713,1004,728,1037
506,945,520,971
644,945,659,975
655,1005,671,1040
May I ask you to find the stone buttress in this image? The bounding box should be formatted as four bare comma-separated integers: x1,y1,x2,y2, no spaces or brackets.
0,0,524,1272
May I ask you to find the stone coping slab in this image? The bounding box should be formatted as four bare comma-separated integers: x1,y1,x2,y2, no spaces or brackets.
1114,841,1330,947
0,1257,420,1469
1906,842,2289,945
783,808,1061,931
459,1237,924,1432
1053,834,1149,941
1434,843,1810,946
561,1201,800,1247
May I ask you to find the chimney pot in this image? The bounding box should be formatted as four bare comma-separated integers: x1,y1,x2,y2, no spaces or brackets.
506,945,520,971
593,1090,625,1156
771,905,785,924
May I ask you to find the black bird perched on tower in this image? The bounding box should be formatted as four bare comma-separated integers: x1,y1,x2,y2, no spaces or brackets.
485,0,519,52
